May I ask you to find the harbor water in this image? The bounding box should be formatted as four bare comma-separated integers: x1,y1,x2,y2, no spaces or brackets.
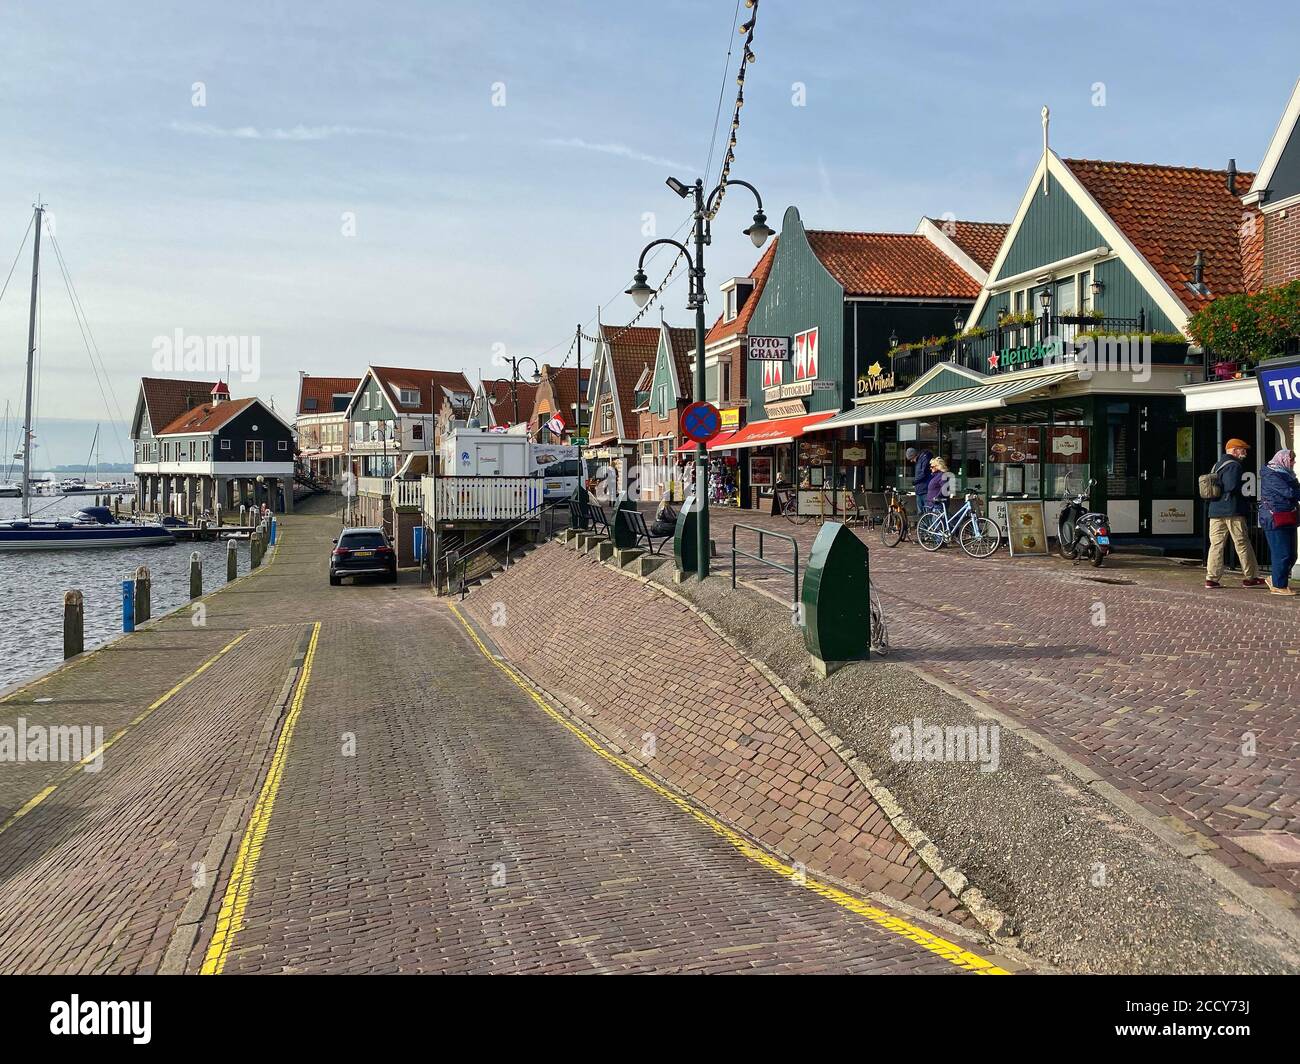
0,495,251,690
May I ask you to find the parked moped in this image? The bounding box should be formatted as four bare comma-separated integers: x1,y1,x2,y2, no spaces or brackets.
1057,479,1111,567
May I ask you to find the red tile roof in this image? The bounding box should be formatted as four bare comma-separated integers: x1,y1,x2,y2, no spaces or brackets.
297,374,361,416
139,377,218,436
590,325,660,443
533,365,590,429
928,219,1010,272
156,396,257,436
1064,159,1260,310
369,366,472,415
665,326,695,399
805,230,983,299
478,377,540,425
705,239,778,344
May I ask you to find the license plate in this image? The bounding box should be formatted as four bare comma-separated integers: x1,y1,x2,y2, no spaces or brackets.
353,550,374,558
546,481,561,489
1095,535,1110,545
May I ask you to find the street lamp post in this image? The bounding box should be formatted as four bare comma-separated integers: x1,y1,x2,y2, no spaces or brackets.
501,356,540,427
626,177,772,580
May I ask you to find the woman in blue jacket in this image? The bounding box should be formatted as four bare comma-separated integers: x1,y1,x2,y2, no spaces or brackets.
1259,448,1300,596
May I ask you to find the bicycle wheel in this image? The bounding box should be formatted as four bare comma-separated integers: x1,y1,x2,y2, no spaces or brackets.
879,510,904,547
916,512,946,552
959,516,1002,558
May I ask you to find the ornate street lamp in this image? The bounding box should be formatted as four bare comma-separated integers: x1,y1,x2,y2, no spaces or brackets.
626,176,771,580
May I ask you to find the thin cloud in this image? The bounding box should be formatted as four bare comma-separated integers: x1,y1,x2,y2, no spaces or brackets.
169,121,390,141
542,137,694,171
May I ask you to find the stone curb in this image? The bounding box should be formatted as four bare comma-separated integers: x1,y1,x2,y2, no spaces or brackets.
598,560,1024,949
899,660,1300,949
452,595,1022,964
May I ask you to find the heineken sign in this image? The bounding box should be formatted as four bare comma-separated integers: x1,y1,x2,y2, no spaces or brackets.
987,338,1062,372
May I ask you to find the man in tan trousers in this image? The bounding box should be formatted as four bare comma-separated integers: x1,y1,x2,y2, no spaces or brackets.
1206,438,1266,589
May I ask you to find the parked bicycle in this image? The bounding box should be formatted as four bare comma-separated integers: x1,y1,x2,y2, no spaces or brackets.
916,492,1002,558
774,483,811,526
878,486,915,547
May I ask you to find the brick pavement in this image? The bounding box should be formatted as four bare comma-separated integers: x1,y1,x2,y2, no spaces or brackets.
0,497,1006,974
461,541,977,929
707,507,1300,903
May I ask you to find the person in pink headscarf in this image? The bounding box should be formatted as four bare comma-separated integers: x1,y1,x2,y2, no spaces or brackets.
1259,448,1300,596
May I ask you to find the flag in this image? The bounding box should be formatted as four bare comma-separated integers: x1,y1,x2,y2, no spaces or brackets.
545,413,565,435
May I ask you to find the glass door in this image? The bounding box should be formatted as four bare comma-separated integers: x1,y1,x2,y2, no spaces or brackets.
1141,400,1196,537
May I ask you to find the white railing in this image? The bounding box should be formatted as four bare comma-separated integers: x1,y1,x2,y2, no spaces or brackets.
421,475,541,523
357,475,391,497
393,479,423,509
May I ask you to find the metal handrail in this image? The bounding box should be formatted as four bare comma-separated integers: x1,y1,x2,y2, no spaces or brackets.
446,499,566,597
731,524,800,606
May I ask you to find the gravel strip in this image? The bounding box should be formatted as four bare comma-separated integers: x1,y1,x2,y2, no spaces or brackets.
642,562,1300,975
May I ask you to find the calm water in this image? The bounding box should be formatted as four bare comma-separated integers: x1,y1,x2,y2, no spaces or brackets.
0,495,250,690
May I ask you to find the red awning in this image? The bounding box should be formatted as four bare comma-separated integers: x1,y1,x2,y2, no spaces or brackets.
709,411,836,450
675,431,737,453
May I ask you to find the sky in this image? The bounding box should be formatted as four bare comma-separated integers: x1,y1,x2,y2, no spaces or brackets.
0,0,1298,464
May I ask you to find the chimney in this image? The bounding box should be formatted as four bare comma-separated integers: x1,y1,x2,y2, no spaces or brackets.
211,381,230,405
1193,250,1205,288
1227,158,1238,195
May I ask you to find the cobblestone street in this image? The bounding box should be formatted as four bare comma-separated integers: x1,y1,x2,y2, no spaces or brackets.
0,500,1008,974
709,506,1300,904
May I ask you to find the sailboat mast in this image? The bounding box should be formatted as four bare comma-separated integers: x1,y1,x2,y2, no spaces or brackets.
21,205,42,519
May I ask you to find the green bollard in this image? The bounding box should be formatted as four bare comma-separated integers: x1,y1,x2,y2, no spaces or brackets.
801,521,870,677
672,494,701,580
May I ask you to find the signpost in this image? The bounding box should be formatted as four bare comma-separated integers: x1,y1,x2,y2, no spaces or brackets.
681,401,723,445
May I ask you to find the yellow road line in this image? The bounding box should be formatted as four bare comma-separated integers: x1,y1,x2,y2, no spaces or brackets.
201,621,320,975
0,631,251,839
449,603,1008,975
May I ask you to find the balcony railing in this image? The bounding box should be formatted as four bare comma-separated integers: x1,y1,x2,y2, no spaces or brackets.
356,475,391,497
422,475,542,523
888,313,1170,385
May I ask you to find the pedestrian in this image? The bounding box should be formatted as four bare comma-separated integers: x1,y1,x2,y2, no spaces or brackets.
925,457,950,516
1259,448,1300,597
650,496,678,538
904,445,934,519
1205,438,1266,589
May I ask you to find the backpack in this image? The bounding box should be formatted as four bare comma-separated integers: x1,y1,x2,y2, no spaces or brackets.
1197,460,1229,501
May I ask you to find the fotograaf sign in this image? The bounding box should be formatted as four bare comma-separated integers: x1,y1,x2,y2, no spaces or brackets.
748,335,791,361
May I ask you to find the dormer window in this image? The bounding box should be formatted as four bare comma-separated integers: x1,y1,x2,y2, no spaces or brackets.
721,277,755,323
399,388,420,407
304,397,318,411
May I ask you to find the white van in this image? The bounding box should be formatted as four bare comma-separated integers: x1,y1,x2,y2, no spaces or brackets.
529,444,587,500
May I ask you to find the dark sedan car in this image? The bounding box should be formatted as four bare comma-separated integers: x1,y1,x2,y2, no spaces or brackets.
329,527,397,585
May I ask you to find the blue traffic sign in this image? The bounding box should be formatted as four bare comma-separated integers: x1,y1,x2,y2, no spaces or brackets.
1257,356,1300,416
681,401,722,444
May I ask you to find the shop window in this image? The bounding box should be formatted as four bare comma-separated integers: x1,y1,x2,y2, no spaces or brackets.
989,424,1041,498
944,420,987,496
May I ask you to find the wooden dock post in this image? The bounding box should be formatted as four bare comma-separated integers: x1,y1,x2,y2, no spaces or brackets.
189,552,202,599
239,504,248,527
64,590,84,658
250,530,262,570
227,539,238,582
133,565,151,626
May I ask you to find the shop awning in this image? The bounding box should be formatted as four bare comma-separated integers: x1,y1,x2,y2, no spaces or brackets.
674,431,738,453
806,369,1078,431
710,411,837,451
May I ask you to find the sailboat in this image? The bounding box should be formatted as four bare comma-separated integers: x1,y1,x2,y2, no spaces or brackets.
0,205,173,550
0,402,20,497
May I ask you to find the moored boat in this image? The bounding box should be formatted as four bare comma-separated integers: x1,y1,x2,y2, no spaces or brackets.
0,506,174,550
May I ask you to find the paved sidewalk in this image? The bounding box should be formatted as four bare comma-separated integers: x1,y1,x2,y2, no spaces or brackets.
0,497,1009,974
708,507,1300,903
